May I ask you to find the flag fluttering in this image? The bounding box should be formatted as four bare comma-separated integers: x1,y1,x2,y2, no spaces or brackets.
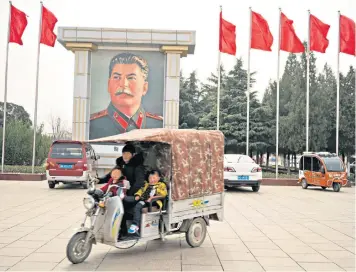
340,15,355,56
251,11,274,51
40,6,58,47
310,14,330,53
280,13,304,53
219,11,236,55
9,5,28,45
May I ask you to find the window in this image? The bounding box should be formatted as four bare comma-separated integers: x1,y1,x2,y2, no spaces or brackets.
50,143,83,159
239,155,255,164
322,157,344,172
312,157,322,172
301,156,312,171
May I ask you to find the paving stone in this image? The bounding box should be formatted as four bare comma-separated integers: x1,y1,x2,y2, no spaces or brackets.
221,260,264,271
8,261,58,271
182,265,223,271
298,262,345,271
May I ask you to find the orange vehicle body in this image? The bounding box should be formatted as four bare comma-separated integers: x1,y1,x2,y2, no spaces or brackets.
298,152,348,192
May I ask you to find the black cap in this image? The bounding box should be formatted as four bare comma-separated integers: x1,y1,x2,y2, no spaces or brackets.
122,144,135,155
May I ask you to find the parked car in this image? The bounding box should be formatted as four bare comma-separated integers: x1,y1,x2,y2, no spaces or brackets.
224,154,262,192
45,140,100,189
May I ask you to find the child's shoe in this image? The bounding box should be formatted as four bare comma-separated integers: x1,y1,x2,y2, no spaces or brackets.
128,224,139,234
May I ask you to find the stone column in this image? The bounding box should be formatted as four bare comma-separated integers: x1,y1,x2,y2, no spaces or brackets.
65,42,97,141
161,46,188,129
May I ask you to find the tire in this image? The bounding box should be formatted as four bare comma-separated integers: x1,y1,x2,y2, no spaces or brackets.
301,179,308,189
48,181,55,189
185,217,207,248
252,185,260,192
66,232,92,264
332,182,341,192
321,186,327,190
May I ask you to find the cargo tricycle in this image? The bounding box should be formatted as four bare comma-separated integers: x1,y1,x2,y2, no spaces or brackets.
66,129,225,264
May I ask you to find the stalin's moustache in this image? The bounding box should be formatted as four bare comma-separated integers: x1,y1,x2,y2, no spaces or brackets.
115,89,134,97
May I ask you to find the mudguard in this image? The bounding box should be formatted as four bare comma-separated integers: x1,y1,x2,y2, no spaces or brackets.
72,227,97,244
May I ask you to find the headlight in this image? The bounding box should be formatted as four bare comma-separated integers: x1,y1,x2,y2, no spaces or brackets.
83,195,95,210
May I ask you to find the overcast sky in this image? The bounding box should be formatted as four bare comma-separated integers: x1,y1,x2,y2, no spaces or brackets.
0,0,355,133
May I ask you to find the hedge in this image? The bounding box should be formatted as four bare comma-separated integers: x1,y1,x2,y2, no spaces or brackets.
3,165,45,174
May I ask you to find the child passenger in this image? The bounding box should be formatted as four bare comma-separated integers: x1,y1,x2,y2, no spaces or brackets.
128,170,167,234
99,168,130,199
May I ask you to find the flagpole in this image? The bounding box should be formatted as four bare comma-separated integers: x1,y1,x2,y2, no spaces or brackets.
246,7,252,156
31,1,43,173
217,5,222,130
336,11,340,156
276,7,281,179
306,9,310,152
1,1,12,173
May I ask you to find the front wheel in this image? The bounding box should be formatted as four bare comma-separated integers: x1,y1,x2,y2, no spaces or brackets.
66,232,92,264
48,181,55,189
301,179,308,189
252,185,260,192
332,182,341,192
186,217,207,248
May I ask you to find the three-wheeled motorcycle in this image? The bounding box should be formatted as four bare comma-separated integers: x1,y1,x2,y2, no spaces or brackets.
66,128,225,264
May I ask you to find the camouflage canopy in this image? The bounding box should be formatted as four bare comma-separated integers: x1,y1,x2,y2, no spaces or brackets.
88,128,224,200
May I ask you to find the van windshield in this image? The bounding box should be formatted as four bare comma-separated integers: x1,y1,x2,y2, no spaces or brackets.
50,143,83,159
322,157,344,172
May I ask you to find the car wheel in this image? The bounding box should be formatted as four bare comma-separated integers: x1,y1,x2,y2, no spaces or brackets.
332,182,341,192
48,181,55,189
252,185,260,192
301,179,308,189
82,181,88,189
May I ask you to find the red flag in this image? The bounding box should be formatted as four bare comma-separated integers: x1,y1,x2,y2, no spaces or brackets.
40,6,58,47
280,13,304,53
340,15,355,56
310,14,330,53
9,5,28,45
219,12,236,55
251,11,273,51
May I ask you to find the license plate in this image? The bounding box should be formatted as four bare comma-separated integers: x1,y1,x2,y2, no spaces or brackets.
238,175,249,180
60,164,73,169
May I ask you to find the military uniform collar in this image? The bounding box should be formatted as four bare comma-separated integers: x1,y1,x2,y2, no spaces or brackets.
107,103,145,130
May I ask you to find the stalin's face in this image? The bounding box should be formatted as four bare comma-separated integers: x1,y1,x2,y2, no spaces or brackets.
108,63,148,116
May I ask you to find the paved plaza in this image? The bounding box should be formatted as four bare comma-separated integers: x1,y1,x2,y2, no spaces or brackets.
0,181,355,271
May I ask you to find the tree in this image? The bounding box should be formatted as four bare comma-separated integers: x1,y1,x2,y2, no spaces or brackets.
179,71,201,129
0,121,51,166
339,66,355,156
48,115,71,140
0,102,32,127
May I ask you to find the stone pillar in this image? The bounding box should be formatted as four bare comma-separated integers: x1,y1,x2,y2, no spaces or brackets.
65,43,97,141
161,46,188,129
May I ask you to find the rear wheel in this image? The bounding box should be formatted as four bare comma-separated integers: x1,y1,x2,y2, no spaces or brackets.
186,217,207,248
48,181,55,189
332,182,341,192
252,184,260,192
301,179,308,189
66,232,92,264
